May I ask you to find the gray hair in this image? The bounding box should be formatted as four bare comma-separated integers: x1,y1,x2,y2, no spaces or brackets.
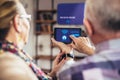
85,0,120,32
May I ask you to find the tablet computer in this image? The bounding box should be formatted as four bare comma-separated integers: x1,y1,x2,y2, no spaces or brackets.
54,28,81,44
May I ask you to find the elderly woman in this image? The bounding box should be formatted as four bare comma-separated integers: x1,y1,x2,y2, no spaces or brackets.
0,0,66,80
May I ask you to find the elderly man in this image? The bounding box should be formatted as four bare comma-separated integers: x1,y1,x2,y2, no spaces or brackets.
58,0,120,80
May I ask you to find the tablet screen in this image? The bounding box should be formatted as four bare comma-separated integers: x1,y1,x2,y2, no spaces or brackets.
54,28,81,44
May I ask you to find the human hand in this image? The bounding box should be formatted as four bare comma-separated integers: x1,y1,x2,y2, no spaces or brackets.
70,36,94,55
48,52,66,77
51,38,72,53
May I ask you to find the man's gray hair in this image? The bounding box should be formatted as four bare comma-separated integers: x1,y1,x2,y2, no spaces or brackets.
85,0,120,32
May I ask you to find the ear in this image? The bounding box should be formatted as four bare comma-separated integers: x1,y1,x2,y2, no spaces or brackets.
83,18,94,36
13,14,22,33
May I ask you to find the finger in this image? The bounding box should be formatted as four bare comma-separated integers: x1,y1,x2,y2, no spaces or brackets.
78,37,86,43
82,37,89,45
55,52,63,59
51,38,63,48
54,54,62,64
82,37,87,43
80,37,85,41
70,42,76,48
54,53,66,65
58,58,66,67
70,36,81,48
86,37,90,43
70,35,78,43
51,38,58,45
55,52,65,61
67,43,72,47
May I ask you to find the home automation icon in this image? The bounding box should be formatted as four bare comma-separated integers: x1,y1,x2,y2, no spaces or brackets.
62,35,67,40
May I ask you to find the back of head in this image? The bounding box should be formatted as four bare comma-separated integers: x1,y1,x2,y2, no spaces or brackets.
85,0,120,32
0,0,26,41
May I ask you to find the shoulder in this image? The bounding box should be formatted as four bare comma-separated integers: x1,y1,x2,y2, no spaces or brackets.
58,53,120,80
59,54,109,73
58,55,103,78
0,53,38,80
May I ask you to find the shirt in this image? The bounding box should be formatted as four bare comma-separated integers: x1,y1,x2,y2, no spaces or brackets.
58,38,120,80
0,41,50,80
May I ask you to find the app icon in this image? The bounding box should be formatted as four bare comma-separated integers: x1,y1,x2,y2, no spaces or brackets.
62,35,67,40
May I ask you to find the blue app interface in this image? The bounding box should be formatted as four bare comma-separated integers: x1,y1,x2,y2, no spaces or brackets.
55,28,81,44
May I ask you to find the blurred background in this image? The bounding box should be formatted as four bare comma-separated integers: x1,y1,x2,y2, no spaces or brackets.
21,0,86,73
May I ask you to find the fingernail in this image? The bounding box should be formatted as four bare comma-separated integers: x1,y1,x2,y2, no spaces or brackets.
64,57,66,60
70,35,75,37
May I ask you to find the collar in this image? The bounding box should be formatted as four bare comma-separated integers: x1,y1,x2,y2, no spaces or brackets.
95,38,120,53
